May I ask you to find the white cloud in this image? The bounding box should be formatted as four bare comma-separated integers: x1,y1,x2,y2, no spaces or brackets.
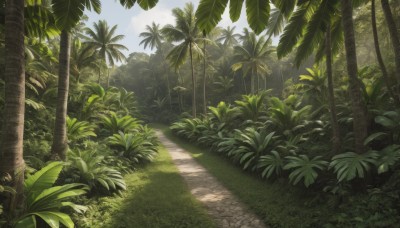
130,7,175,35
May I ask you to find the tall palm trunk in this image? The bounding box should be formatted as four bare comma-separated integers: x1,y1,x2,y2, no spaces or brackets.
106,67,110,88
97,66,101,84
0,0,26,213
381,0,400,83
202,39,207,115
51,30,71,160
325,22,341,153
341,0,369,154
372,0,398,104
243,76,248,94
189,43,196,117
250,73,255,94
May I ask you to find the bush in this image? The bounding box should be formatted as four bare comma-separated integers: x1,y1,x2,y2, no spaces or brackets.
65,150,126,195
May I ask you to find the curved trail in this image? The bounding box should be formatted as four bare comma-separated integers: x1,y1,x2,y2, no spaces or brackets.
156,130,267,228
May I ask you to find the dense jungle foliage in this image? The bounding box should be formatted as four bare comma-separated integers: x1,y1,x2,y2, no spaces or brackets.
1,0,400,227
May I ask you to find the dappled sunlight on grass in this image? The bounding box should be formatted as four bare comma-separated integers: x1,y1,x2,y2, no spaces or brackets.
78,145,216,228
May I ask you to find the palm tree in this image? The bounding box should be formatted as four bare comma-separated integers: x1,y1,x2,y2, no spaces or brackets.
162,3,204,117
50,0,101,160
325,21,341,153
84,20,128,87
51,30,72,160
371,0,398,104
216,26,240,47
341,0,368,154
70,38,97,83
139,22,172,109
381,0,400,83
277,0,343,153
232,32,274,94
0,0,26,212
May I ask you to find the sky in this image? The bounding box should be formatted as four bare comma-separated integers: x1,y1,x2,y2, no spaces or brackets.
85,0,249,56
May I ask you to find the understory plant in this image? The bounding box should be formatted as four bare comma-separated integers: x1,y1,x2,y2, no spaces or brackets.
66,150,126,195
108,131,158,164
11,162,87,228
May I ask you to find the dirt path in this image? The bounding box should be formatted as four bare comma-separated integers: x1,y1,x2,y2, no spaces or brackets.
156,130,267,228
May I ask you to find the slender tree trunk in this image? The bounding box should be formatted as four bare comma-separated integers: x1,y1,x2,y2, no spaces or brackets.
202,39,207,115
189,44,196,117
381,0,400,83
0,0,25,214
325,22,341,153
372,0,398,104
159,47,172,110
264,75,267,90
251,74,255,94
51,30,71,160
97,66,101,84
341,0,369,154
243,76,248,94
106,67,111,88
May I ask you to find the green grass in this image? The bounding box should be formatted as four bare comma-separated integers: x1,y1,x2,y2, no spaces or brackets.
157,124,334,228
76,144,216,228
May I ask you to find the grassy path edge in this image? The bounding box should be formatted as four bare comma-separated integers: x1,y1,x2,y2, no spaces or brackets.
154,124,334,227
75,143,216,228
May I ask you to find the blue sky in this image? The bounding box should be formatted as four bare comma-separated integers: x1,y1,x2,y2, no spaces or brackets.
85,0,249,56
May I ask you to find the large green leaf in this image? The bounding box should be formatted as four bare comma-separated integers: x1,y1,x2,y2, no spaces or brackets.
24,162,64,202
136,0,158,10
294,0,329,67
284,155,328,187
266,8,285,39
52,0,85,30
277,1,318,58
32,211,74,228
330,151,378,182
229,0,244,22
272,0,296,18
196,0,229,34
119,0,136,8
14,216,36,228
245,0,270,34
257,150,284,179
83,0,101,13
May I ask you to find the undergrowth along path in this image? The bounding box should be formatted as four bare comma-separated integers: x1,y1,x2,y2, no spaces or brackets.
156,130,267,228
75,144,215,228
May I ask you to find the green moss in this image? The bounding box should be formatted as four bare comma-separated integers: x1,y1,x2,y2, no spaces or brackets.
159,125,334,227
77,145,216,228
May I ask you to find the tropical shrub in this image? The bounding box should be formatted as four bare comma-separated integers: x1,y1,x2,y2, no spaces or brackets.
135,125,159,145
267,97,311,137
284,155,328,187
100,113,140,135
108,131,158,164
67,116,96,143
229,128,277,171
11,162,87,228
170,118,207,141
374,110,400,143
374,145,400,174
208,101,239,127
330,151,378,182
257,150,284,179
235,94,266,123
66,150,126,195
